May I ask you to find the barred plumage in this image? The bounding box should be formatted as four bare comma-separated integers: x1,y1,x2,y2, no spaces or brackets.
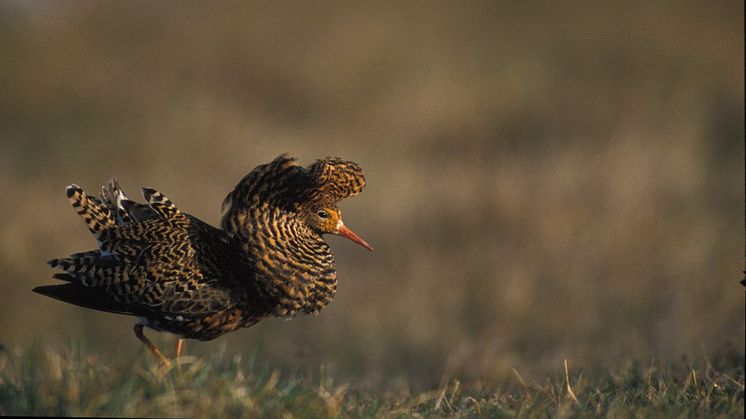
34,155,372,365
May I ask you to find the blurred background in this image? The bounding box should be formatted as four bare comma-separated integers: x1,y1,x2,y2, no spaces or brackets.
1,1,742,389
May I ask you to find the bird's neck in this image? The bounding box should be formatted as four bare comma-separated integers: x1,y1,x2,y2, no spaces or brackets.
230,204,337,317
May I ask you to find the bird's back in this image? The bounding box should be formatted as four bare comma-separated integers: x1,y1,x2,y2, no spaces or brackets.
37,180,258,340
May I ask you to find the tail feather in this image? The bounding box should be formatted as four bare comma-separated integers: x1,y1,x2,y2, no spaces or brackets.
45,179,190,313
48,250,99,269
52,273,77,282
33,283,137,316
120,199,158,223
101,177,133,225
142,187,183,221
48,253,126,274
66,185,116,237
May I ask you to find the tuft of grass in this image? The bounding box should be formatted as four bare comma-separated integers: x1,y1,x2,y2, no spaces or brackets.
0,344,742,418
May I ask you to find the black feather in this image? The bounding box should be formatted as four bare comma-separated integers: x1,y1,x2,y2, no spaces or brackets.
120,199,157,222
33,284,139,316
52,273,76,282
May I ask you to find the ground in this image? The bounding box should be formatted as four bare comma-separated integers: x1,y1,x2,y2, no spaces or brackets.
1,344,742,418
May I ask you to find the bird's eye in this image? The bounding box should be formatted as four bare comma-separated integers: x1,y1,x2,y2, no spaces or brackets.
317,211,329,219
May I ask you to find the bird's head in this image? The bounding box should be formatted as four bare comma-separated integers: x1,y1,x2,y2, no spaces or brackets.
221,155,374,252
304,205,373,251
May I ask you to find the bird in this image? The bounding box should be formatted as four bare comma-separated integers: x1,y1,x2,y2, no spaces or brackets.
33,155,373,366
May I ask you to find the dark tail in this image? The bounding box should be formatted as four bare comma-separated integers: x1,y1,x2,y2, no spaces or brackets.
33,283,138,316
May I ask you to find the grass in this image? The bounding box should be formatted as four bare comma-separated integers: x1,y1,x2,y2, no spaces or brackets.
0,344,742,418
0,2,743,417
2,0,743,395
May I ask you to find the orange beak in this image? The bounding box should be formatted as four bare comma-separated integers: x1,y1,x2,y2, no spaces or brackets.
337,224,374,251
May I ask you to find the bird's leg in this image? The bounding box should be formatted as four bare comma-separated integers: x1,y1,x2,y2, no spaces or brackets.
133,324,172,368
175,337,184,360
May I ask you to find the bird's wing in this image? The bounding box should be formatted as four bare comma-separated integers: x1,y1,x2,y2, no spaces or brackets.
48,184,241,318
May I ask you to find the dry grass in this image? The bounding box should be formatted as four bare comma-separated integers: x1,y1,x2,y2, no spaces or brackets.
1,344,743,418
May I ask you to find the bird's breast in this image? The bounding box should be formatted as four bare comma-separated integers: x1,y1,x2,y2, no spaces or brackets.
241,209,338,317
